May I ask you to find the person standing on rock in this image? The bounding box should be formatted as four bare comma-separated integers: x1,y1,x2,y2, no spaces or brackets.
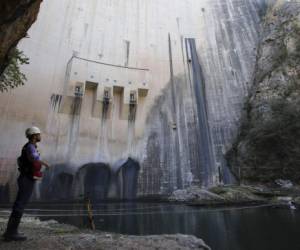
3,126,50,241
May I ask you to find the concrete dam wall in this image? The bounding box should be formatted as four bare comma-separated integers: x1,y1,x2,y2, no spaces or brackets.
0,0,268,200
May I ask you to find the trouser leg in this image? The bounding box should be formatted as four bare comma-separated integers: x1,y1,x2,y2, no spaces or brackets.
3,175,35,241
11,175,35,218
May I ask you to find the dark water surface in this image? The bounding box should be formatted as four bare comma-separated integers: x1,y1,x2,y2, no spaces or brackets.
1,202,300,250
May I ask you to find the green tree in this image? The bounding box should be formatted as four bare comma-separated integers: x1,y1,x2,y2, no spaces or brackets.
0,48,29,92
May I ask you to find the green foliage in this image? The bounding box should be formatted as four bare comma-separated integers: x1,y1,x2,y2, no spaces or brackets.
0,48,29,92
246,97,300,181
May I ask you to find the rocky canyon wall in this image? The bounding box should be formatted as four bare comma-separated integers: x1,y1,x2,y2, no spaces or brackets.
227,0,300,183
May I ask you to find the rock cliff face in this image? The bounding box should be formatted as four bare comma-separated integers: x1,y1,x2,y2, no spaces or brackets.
227,1,300,183
0,0,42,75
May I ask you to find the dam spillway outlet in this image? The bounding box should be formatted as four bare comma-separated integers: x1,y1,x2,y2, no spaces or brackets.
0,0,267,197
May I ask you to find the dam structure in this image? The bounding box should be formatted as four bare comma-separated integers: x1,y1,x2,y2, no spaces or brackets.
0,0,268,200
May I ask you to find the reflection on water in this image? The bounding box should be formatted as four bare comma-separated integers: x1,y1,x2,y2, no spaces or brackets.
1,202,300,250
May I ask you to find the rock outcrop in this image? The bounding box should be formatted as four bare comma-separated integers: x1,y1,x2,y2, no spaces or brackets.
169,186,225,203
169,185,265,204
169,184,300,207
0,217,211,250
227,1,300,183
0,0,42,75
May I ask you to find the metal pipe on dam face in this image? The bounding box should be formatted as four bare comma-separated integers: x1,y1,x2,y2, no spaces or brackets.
0,0,268,199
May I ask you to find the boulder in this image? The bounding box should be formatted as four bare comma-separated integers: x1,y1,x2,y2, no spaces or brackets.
169,186,225,203
209,185,265,203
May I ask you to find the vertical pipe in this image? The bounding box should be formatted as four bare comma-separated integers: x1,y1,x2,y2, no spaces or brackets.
168,34,182,189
